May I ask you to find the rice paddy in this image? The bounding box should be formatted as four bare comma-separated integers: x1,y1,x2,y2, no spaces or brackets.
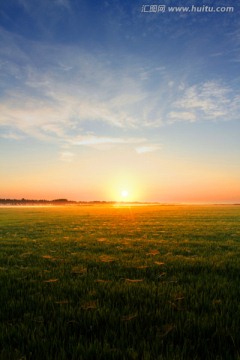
0,204,240,359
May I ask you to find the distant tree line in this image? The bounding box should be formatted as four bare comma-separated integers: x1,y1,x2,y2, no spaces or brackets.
0,199,238,206
0,198,118,206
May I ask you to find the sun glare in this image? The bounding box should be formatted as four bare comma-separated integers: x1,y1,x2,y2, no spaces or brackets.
121,190,129,198
106,174,142,202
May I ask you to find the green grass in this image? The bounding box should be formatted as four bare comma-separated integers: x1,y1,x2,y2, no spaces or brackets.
0,204,240,359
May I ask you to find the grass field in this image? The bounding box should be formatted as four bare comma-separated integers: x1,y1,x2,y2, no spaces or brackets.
0,204,240,360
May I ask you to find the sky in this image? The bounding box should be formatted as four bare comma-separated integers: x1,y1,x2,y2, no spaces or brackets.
0,0,240,203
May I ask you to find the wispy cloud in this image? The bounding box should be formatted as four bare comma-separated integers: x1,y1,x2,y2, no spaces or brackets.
135,144,161,154
177,82,230,116
1,27,240,152
169,81,240,123
71,135,145,146
168,111,196,123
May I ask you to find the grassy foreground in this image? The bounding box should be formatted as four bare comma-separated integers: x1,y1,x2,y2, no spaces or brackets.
0,204,240,360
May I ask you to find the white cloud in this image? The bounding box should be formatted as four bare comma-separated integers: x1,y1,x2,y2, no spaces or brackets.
0,100,72,141
135,144,161,154
1,27,240,151
168,111,196,123
171,81,239,122
72,135,145,146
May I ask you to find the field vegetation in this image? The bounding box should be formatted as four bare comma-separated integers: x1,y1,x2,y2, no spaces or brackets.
0,204,240,359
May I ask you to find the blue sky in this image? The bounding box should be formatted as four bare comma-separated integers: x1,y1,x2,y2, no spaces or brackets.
0,0,240,202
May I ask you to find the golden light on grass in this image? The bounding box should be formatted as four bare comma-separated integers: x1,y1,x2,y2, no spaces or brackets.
100,255,116,263
43,278,59,283
125,278,144,283
81,301,98,310
147,249,160,256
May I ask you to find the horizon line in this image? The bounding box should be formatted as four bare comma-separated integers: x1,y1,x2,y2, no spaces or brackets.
0,198,239,206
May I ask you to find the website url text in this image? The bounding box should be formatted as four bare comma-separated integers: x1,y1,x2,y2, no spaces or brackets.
141,5,234,13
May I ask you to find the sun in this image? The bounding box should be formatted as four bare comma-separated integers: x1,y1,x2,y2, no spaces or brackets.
121,190,129,199
107,175,141,202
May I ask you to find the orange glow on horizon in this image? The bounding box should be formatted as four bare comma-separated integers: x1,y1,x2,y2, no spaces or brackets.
1,167,240,204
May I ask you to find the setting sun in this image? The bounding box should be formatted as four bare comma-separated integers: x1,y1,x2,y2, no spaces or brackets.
105,172,144,202
121,190,129,198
